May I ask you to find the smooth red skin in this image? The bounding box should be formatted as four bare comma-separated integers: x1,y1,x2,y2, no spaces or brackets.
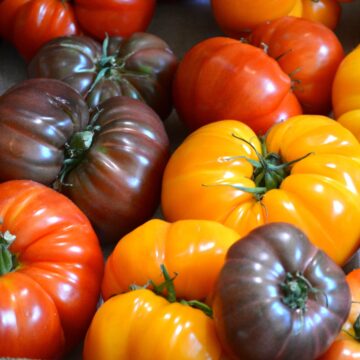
0,0,79,61
250,16,344,115
74,0,156,40
172,37,302,135
0,180,104,359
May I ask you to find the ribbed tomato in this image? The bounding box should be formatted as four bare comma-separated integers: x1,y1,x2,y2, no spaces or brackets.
172,37,302,135
161,115,360,265
83,289,224,360
102,218,240,301
0,180,104,359
332,45,360,141
0,0,155,61
28,33,178,119
212,222,351,360
0,79,169,244
250,16,344,115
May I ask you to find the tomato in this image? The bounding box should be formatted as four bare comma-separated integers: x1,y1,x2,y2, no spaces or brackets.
301,0,341,30
74,0,156,41
0,0,79,61
250,16,344,115
0,79,169,244
83,289,224,360
0,0,155,61
87,218,235,360
161,116,360,265
172,37,302,135
210,0,340,38
332,45,360,141
319,269,360,360
0,180,104,359
102,218,239,301
28,33,178,119
212,222,351,360
210,0,299,38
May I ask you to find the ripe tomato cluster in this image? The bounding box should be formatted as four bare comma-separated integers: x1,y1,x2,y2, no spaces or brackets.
0,0,360,359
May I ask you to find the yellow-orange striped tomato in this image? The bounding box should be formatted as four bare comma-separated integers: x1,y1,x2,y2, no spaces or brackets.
102,218,239,301
161,116,360,265
83,289,224,360
333,45,360,141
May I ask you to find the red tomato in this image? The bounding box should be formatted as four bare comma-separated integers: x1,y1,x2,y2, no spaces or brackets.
319,269,360,359
250,16,344,115
172,37,302,135
0,0,79,60
74,0,156,40
0,180,104,359
0,0,155,61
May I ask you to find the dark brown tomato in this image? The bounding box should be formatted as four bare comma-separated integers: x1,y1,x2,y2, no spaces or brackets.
212,222,351,360
59,96,170,244
28,33,178,120
0,78,89,185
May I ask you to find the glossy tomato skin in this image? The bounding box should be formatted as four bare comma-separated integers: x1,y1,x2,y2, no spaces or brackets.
161,116,360,265
0,78,89,185
173,37,302,135
319,269,360,360
301,0,341,30
74,0,156,40
0,180,104,359
210,0,299,38
0,0,79,61
333,45,360,140
250,16,344,115
28,33,178,119
62,96,169,244
83,289,224,360
212,222,351,360
102,218,240,301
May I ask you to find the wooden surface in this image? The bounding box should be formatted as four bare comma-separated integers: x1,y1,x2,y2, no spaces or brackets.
0,0,360,358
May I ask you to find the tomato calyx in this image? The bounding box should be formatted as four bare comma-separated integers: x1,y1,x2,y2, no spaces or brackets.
280,271,328,312
0,227,17,276
211,135,313,200
54,111,101,190
130,264,213,317
87,35,152,98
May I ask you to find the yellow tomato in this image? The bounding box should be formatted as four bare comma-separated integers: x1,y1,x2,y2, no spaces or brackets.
161,116,360,265
333,45,360,141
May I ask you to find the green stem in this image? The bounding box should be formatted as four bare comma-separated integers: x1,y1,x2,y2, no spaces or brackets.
205,135,313,200
0,229,17,275
130,264,213,318
280,271,328,311
53,114,101,191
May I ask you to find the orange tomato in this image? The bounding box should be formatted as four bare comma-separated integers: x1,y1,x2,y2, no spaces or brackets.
301,0,341,30
210,0,299,37
161,116,360,265
318,269,360,359
83,289,224,360
102,218,239,301
210,0,340,38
